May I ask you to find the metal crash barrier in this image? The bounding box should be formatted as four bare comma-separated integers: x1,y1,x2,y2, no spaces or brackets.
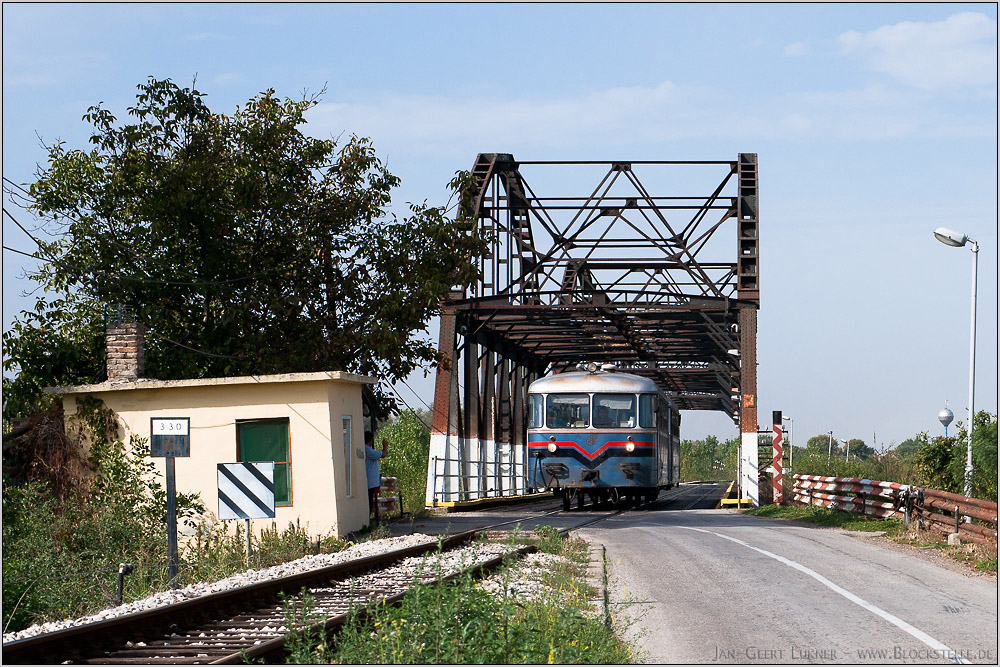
792,473,998,546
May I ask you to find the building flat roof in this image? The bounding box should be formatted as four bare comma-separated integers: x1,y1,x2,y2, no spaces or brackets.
45,370,377,395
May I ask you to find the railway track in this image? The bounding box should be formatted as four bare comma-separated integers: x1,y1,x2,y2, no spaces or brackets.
3,483,722,664
2,530,531,665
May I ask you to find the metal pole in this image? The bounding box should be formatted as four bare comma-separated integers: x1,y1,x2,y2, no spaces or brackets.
165,456,179,587
827,431,833,459
787,418,793,472
965,241,978,497
246,518,252,568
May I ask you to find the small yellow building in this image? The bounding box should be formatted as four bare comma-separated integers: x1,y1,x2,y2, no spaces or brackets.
48,370,377,538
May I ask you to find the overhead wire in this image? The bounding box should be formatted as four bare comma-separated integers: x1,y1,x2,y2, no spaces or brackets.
382,381,433,431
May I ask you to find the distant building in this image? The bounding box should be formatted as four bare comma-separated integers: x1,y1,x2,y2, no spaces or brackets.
45,322,376,538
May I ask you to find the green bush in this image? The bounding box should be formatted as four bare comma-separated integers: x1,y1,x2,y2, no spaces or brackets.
913,411,997,500
377,410,431,515
679,435,738,482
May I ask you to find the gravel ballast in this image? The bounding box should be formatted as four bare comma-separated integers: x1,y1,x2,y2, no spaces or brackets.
2,533,437,644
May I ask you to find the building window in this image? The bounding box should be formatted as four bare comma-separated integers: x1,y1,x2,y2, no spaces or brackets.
342,416,353,498
237,418,292,506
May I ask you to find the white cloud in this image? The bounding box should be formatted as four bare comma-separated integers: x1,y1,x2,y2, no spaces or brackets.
837,12,997,91
307,77,994,154
310,82,704,153
784,41,808,57
211,72,244,86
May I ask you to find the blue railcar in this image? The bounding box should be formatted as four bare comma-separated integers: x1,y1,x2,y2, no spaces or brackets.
528,365,680,509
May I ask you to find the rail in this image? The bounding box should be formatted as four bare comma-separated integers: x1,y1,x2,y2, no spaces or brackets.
1,529,522,664
791,474,998,546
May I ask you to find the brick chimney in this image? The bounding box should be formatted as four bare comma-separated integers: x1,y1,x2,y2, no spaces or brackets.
106,321,145,382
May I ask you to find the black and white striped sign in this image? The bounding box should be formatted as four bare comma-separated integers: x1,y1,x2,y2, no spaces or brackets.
217,462,275,520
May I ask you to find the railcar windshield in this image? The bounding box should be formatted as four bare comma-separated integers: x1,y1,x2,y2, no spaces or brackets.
546,394,590,428
639,394,657,428
528,395,544,428
593,394,636,428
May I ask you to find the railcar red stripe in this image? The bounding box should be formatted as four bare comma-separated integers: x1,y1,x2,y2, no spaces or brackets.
528,441,654,460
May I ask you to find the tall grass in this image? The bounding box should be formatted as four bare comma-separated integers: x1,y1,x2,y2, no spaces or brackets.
2,438,348,635
286,530,637,664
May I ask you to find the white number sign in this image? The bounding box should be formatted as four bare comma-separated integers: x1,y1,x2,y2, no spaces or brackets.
152,418,189,436
150,417,191,457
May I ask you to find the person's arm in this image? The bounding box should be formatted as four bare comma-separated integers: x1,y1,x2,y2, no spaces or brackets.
381,438,388,456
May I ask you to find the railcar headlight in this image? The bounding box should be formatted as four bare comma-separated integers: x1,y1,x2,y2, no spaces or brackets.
625,442,635,453
547,442,558,453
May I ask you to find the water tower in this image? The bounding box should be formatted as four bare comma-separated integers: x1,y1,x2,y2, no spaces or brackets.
938,403,954,436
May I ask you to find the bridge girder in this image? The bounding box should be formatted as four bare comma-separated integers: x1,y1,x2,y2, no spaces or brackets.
425,155,759,504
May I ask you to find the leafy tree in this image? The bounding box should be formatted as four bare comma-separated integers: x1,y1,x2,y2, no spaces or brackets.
894,436,927,459
2,293,106,423
805,433,835,456
842,438,875,461
4,77,487,422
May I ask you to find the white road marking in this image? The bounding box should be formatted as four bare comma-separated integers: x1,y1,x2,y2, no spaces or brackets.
680,526,972,665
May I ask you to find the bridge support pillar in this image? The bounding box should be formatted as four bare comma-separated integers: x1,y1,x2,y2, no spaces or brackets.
739,307,759,506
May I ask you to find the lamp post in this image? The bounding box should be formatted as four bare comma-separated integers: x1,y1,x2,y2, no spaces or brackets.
782,415,793,472
827,431,833,460
933,227,978,497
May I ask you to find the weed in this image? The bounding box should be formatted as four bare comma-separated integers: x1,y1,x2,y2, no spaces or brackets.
307,559,635,664
281,590,327,664
976,558,998,574
533,524,563,554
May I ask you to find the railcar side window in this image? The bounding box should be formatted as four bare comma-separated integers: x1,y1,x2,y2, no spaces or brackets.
593,394,636,428
546,394,590,428
639,394,656,428
528,395,544,428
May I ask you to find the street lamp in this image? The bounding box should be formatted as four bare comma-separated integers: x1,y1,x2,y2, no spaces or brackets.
782,415,793,471
933,227,978,497
827,431,833,460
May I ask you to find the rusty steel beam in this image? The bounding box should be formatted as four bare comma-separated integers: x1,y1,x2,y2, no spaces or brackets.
428,154,760,504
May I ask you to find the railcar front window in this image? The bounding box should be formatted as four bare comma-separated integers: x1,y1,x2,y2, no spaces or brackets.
593,394,636,428
639,394,656,428
528,395,544,428
546,394,590,428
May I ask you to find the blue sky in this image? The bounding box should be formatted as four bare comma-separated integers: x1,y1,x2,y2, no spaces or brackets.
3,3,997,449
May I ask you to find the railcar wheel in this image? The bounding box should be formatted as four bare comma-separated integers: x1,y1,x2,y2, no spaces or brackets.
578,491,585,510
562,492,571,511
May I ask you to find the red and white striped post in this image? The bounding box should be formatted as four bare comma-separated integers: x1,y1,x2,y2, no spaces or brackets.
772,410,783,504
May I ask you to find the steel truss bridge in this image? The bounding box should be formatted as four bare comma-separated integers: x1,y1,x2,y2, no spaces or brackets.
425,154,759,505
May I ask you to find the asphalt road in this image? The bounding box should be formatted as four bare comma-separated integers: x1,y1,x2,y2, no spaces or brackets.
575,484,998,664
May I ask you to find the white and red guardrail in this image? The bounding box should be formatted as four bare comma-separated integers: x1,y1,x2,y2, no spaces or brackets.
791,473,998,546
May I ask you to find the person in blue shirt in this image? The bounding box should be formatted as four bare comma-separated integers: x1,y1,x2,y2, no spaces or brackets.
364,431,388,525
